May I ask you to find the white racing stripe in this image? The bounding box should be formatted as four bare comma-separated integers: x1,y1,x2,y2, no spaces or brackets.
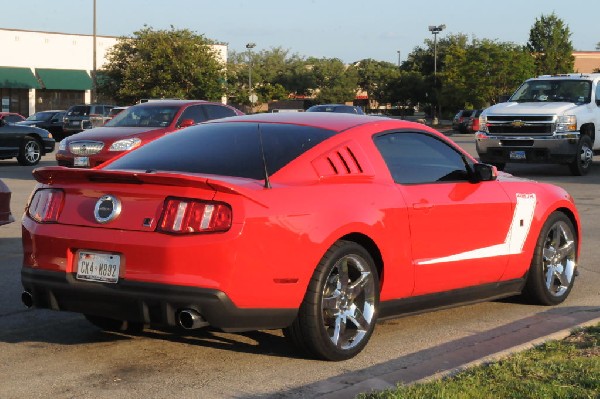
417,193,536,265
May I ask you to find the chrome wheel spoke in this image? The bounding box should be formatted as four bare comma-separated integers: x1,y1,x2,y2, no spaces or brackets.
347,272,371,301
347,305,369,331
555,240,574,263
331,314,346,347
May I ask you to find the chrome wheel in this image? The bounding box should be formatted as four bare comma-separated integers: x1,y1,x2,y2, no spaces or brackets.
24,140,41,164
321,254,376,351
523,212,577,305
283,240,379,360
542,220,576,297
17,137,42,166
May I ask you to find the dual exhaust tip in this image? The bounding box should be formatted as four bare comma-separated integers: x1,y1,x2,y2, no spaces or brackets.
22,291,207,330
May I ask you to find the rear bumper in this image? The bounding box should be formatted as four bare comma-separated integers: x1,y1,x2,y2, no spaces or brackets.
21,268,297,332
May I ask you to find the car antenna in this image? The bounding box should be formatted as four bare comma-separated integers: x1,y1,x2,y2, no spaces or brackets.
257,123,271,189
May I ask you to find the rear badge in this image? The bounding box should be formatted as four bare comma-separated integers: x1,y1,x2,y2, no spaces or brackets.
94,195,122,224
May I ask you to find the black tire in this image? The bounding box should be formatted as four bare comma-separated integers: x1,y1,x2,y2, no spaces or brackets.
522,212,577,306
283,240,379,361
568,135,593,176
17,136,42,166
84,314,144,333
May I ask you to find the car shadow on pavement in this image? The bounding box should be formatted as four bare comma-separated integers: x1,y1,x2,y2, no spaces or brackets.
0,308,303,359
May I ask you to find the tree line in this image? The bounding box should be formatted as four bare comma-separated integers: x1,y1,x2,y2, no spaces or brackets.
98,13,584,117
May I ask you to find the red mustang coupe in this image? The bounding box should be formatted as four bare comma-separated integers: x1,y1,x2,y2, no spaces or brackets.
21,113,580,360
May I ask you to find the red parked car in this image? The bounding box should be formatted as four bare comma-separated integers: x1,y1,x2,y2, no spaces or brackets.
22,113,580,360
0,112,26,124
56,100,243,168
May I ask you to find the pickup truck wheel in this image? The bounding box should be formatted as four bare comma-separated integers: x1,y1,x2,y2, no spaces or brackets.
569,135,593,176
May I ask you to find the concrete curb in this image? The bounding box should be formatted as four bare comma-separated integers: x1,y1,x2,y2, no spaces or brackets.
280,307,600,399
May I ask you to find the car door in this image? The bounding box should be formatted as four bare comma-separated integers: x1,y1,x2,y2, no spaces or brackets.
373,131,513,295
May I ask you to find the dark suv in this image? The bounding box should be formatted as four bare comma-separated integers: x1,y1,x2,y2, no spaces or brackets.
56,100,243,168
62,104,115,136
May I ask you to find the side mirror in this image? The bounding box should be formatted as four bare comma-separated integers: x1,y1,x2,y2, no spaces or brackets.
178,119,195,129
0,119,6,127
472,163,497,182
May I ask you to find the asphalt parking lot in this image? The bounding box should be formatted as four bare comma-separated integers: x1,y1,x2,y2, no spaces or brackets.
1,134,599,398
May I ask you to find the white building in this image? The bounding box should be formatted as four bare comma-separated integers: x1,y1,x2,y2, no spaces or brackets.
0,28,227,116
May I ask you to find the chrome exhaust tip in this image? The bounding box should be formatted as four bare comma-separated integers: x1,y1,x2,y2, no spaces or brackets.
177,309,208,329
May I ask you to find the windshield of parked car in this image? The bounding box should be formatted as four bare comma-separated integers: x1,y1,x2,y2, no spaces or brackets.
510,80,592,104
66,106,91,116
105,105,179,128
26,112,56,122
105,122,337,179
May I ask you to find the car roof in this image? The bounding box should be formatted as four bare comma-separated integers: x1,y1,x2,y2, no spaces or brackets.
208,112,393,132
133,100,224,107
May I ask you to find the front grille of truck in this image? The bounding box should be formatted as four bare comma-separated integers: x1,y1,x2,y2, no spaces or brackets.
486,115,555,136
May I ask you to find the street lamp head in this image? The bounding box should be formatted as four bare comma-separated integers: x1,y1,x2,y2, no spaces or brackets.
428,24,446,33
246,43,256,49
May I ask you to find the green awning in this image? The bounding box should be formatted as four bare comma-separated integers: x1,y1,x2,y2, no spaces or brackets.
36,68,92,90
0,67,40,89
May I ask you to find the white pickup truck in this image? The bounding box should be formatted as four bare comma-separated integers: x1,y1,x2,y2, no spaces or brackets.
476,73,600,175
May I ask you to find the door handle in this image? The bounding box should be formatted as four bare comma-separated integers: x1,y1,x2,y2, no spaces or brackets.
412,202,433,210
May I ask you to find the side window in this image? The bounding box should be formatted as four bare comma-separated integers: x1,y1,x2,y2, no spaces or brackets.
374,132,471,184
177,105,208,125
204,104,236,120
596,83,600,105
6,115,22,123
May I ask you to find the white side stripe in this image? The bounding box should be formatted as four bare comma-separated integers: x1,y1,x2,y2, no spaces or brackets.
417,193,536,265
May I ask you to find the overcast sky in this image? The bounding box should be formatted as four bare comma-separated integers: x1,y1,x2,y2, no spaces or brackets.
5,0,599,64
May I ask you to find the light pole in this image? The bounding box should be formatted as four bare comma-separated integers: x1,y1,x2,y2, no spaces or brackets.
92,0,97,103
397,50,401,68
246,42,256,113
428,24,445,125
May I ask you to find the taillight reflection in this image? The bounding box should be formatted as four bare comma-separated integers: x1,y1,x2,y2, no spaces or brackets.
159,198,232,234
28,189,65,223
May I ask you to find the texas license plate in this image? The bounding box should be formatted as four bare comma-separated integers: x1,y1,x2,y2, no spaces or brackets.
74,156,90,167
509,150,526,160
76,251,120,283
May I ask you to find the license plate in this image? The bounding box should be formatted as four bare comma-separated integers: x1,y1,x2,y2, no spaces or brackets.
76,251,120,283
509,150,526,160
74,156,90,167
71,121,79,126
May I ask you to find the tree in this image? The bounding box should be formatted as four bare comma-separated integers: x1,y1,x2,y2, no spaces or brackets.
443,39,535,109
308,57,359,104
527,13,574,75
227,47,313,106
354,59,400,105
98,26,225,104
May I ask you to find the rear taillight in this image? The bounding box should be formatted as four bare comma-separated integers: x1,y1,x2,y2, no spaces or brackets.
27,189,65,223
158,198,232,234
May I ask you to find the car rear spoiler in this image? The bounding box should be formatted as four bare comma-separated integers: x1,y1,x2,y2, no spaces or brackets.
32,167,268,206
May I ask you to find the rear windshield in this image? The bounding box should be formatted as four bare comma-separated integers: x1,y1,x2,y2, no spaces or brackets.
106,105,180,128
105,122,337,179
67,106,90,116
